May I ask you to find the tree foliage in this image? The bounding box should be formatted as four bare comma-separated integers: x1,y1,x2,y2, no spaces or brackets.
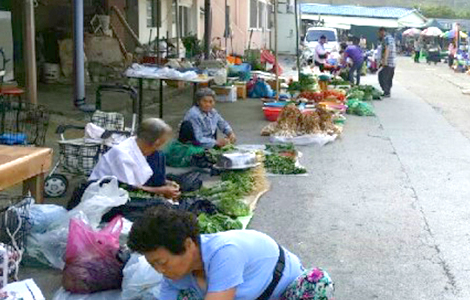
415,4,470,19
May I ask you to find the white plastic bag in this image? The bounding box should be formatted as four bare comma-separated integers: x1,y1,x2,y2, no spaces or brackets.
121,254,163,300
26,211,89,270
53,287,122,300
26,177,128,269
270,133,337,146
29,204,68,234
73,176,129,226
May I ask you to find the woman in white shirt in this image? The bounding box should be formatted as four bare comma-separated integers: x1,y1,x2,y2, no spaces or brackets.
89,118,180,199
314,35,328,72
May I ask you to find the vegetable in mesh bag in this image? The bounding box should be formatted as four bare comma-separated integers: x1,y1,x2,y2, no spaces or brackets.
346,99,375,116
62,216,125,293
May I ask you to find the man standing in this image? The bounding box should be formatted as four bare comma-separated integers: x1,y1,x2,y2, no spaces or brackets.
377,27,396,98
314,35,328,72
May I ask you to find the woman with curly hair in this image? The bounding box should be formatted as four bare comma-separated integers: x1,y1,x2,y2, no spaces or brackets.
128,208,334,300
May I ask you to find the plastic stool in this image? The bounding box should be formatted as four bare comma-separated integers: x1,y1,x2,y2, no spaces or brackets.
1,87,25,103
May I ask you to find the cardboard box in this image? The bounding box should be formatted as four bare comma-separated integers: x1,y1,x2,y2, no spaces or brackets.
212,85,237,102
234,83,247,100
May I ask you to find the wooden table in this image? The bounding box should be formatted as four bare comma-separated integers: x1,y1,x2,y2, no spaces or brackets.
0,146,53,204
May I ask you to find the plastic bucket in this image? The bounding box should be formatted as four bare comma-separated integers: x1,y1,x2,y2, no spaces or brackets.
44,63,60,83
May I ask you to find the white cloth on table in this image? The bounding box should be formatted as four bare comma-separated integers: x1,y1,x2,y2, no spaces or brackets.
89,137,152,186
125,64,198,81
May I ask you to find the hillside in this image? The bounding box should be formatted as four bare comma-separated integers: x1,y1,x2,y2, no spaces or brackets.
301,0,470,10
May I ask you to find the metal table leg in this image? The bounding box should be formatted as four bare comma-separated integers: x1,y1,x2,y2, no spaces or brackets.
138,78,143,124
159,79,163,118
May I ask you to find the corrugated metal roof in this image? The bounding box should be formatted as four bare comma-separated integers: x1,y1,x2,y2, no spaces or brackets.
300,3,417,19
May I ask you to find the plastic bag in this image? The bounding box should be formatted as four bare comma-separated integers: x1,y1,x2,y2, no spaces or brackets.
346,99,375,116
121,254,163,300
270,133,337,146
74,176,129,226
29,204,68,234
25,177,128,270
63,216,124,293
53,287,122,300
25,211,90,270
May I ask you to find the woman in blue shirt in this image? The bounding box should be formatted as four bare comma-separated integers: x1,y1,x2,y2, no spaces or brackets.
128,208,334,300
179,88,236,149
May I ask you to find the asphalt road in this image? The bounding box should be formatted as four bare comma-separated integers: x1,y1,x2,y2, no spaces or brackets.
251,57,470,300
19,56,470,299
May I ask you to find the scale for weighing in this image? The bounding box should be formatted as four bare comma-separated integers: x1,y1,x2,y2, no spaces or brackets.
215,152,258,170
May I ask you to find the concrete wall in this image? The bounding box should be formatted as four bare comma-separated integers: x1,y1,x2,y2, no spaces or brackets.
196,0,271,56
277,2,297,54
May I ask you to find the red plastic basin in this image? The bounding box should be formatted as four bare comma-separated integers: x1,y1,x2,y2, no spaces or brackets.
263,107,282,122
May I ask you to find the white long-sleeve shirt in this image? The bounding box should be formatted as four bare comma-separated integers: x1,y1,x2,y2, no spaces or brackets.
315,43,327,64
89,137,153,186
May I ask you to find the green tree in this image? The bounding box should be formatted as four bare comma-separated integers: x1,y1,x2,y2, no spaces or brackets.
414,5,457,19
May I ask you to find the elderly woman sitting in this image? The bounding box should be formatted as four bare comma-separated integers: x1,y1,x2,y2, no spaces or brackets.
128,207,335,300
179,88,236,148
89,118,180,199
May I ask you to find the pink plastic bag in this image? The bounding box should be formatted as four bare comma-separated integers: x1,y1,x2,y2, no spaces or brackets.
62,216,124,294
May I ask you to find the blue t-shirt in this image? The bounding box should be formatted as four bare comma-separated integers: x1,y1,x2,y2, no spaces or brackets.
159,230,304,300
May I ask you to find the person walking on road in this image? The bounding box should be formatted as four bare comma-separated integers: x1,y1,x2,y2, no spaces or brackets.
314,35,328,72
377,27,396,98
341,38,364,85
448,41,457,68
414,38,421,63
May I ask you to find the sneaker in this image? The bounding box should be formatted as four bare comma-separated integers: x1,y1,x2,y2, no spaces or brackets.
383,93,391,98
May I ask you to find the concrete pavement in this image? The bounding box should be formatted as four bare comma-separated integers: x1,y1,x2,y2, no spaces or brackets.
251,57,470,299
18,56,470,299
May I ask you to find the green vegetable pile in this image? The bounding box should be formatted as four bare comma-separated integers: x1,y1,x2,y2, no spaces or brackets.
264,154,307,175
347,89,365,100
299,73,316,91
265,143,297,155
330,78,350,86
184,175,252,217
348,85,382,101
346,99,375,116
127,190,154,199
198,213,243,234
207,144,237,163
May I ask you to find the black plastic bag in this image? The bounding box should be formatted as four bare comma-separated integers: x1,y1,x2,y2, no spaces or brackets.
166,171,203,192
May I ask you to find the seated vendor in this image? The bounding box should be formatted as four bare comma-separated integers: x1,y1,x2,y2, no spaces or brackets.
128,207,335,300
89,118,180,200
179,88,236,148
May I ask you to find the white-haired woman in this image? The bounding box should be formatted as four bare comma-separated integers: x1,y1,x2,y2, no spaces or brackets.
179,88,236,149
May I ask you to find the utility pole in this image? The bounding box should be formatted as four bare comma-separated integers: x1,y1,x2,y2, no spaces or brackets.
73,0,86,109
204,0,211,59
294,0,300,80
24,0,37,104
175,0,180,58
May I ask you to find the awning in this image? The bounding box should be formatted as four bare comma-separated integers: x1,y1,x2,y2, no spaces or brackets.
302,14,399,28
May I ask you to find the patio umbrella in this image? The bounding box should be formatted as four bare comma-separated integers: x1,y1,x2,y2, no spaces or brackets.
403,28,422,37
421,27,443,37
441,30,468,39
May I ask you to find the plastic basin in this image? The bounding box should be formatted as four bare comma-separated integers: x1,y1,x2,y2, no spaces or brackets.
263,107,282,122
263,102,288,108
